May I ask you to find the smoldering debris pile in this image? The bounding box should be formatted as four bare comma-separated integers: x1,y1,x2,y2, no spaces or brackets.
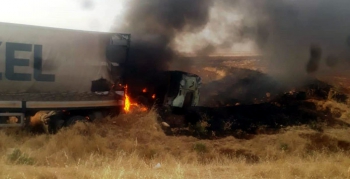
200,70,349,108
161,79,350,139
199,68,283,107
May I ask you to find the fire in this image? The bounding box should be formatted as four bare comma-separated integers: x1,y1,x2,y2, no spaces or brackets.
124,85,131,112
142,88,147,93
140,107,148,112
152,94,156,99
124,94,131,112
123,85,149,113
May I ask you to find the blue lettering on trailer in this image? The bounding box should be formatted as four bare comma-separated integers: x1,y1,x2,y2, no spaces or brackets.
1,42,55,82
6,42,32,81
33,45,55,82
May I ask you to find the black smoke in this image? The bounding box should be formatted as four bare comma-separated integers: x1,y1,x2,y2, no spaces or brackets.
217,0,350,81
110,0,350,104
115,0,350,78
116,0,214,75
112,0,214,99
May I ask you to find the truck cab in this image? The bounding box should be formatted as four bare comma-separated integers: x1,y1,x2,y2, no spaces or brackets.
127,70,201,110
162,71,201,109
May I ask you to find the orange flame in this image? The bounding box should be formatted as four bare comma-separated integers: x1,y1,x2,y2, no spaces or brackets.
142,88,147,93
124,94,131,112
152,94,156,99
124,85,149,113
124,85,131,112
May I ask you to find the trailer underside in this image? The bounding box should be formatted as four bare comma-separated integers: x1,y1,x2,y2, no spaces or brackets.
0,92,125,129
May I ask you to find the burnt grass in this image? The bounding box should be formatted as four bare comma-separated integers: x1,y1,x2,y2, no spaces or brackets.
160,74,350,139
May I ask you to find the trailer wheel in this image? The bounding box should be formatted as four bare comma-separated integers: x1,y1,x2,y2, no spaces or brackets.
65,116,87,127
48,116,64,134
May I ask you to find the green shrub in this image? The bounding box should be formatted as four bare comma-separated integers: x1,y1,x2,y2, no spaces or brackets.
7,148,35,165
280,143,289,151
193,143,208,154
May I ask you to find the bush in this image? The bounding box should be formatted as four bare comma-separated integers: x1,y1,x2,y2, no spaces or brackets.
7,148,35,165
193,143,208,154
280,143,289,151
189,114,211,137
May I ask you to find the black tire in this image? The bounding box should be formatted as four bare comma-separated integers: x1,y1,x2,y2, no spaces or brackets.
65,116,87,127
48,116,64,134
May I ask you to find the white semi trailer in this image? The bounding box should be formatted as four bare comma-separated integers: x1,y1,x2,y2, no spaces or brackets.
0,22,129,132
0,22,202,133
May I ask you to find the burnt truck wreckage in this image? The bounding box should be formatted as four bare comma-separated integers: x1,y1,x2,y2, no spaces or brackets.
126,70,201,109
0,22,201,133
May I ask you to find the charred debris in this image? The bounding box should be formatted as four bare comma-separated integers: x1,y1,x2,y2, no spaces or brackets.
161,75,349,139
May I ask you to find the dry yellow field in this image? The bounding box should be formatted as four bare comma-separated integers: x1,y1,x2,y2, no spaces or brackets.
1,57,350,179
1,108,350,179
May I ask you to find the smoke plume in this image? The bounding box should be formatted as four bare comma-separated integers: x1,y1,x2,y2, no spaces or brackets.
226,1,350,82
171,0,350,86
112,0,350,103
115,0,214,75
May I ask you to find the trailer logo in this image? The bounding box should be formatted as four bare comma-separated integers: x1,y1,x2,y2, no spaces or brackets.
0,42,55,82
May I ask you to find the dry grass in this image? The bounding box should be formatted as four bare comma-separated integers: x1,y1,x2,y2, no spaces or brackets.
0,108,350,179
203,67,227,81
310,88,350,126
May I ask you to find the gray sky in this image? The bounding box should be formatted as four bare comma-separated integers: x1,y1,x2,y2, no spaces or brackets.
0,0,255,54
0,0,124,32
